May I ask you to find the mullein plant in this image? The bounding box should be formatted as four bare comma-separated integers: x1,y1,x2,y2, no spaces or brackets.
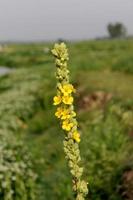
52,43,88,200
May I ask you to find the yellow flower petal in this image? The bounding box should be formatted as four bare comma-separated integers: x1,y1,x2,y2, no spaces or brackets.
62,96,73,105
55,107,63,118
72,131,80,143
60,84,76,95
53,96,62,105
62,120,74,131
61,109,70,120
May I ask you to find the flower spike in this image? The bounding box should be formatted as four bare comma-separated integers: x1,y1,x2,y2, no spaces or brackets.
52,43,88,200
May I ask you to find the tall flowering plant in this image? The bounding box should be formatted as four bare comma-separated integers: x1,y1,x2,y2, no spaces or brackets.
52,43,88,200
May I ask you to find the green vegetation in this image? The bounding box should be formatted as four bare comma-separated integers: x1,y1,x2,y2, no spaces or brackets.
0,39,133,199
0,137,37,200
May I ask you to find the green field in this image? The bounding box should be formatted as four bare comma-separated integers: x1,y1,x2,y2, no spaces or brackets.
0,40,133,200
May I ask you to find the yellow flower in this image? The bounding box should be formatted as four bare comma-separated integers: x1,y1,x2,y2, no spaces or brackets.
60,84,76,95
53,95,62,105
72,131,80,143
61,109,70,120
60,109,76,120
62,120,74,131
55,107,63,118
62,96,73,105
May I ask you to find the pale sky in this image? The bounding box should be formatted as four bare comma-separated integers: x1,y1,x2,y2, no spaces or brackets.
0,0,133,41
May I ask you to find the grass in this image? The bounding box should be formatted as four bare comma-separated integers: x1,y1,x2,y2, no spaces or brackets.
75,70,133,99
0,39,133,199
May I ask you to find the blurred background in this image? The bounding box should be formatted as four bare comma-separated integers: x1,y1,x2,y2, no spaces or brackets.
0,0,133,200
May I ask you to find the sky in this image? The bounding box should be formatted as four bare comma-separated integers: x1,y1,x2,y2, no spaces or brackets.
0,0,133,41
